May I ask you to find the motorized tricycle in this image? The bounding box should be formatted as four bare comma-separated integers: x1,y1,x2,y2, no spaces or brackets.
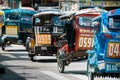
56,8,105,73
1,8,36,50
28,11,64,61
87,8,120,80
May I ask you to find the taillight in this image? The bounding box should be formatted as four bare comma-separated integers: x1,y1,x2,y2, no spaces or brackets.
104,34,112,39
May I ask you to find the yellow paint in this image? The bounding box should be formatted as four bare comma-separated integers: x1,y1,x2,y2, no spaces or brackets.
6,26,18,35
30,39,35,48
0,11,4,28
36,34,51,45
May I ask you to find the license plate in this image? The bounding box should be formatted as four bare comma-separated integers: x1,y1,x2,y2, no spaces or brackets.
6,26,18,35
106,63,120,72
107,42,120,58
78,36,94,50
41,47,47,50
36,34,51,45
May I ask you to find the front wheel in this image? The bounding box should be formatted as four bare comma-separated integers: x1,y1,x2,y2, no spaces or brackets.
87,60,94,80
28,49,35,62
57,52,65,73
57,56,65,73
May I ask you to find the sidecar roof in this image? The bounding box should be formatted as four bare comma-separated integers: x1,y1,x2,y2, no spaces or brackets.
33,11,61,17
75,7,107,16
59,12,74,20
107,8,120,17
92,15,102,22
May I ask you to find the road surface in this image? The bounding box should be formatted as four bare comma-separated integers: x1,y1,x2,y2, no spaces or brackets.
0,44,119,80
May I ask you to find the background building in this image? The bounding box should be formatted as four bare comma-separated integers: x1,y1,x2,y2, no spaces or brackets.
59,0,120,13
59,0,79,13
0,0,120,10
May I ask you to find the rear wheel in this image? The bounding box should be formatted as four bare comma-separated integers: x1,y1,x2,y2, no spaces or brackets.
87,60,94,80
30,54,35,62
2,44,5,51
57,52,65,73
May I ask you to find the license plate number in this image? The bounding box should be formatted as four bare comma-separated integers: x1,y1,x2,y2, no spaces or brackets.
106,63,120,72
79,36,94,49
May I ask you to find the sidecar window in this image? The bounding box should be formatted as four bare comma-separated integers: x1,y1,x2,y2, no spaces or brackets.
6,12,19,20
108,16,120,30
78,17,92,27
21,13,32,22
53,16,63,26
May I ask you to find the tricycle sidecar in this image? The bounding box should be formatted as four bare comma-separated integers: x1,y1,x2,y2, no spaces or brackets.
56,8,104,73
0,10,5,45
27,11,64,61
1,8,36,50
87,8,120,80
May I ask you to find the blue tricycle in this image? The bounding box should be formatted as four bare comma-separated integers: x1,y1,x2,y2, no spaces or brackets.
87,8,120,80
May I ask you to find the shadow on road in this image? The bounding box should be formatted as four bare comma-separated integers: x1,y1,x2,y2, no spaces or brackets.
0,67,26,80
37,59,57,63
4,49,27,52
0,53,27,80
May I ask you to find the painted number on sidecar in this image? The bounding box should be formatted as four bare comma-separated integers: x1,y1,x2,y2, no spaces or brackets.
79,37,94,48
36,34,51,45
107,43,120,58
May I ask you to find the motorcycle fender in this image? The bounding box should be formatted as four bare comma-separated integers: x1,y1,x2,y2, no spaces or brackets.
59,50,66,60
1,36,7,43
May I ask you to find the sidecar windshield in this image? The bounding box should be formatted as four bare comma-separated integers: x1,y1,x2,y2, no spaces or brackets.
21,13,32,22
78,17,92,27
109,16,120,30
6,12,19,20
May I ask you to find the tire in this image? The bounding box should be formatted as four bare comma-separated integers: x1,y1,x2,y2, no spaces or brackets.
28,49,35,62
87,60,94,80
2,44,5,51
30,55,35,62
88,72,94,80
57,52,65,73
0,68,5,74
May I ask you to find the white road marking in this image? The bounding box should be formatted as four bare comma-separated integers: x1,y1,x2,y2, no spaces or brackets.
40,71,71,80
71,74,88,80
1,54,17,58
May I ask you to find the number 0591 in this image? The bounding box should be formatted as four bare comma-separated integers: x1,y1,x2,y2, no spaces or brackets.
79,37,94,48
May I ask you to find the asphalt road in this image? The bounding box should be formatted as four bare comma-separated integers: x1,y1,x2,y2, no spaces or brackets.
0,44,119,80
